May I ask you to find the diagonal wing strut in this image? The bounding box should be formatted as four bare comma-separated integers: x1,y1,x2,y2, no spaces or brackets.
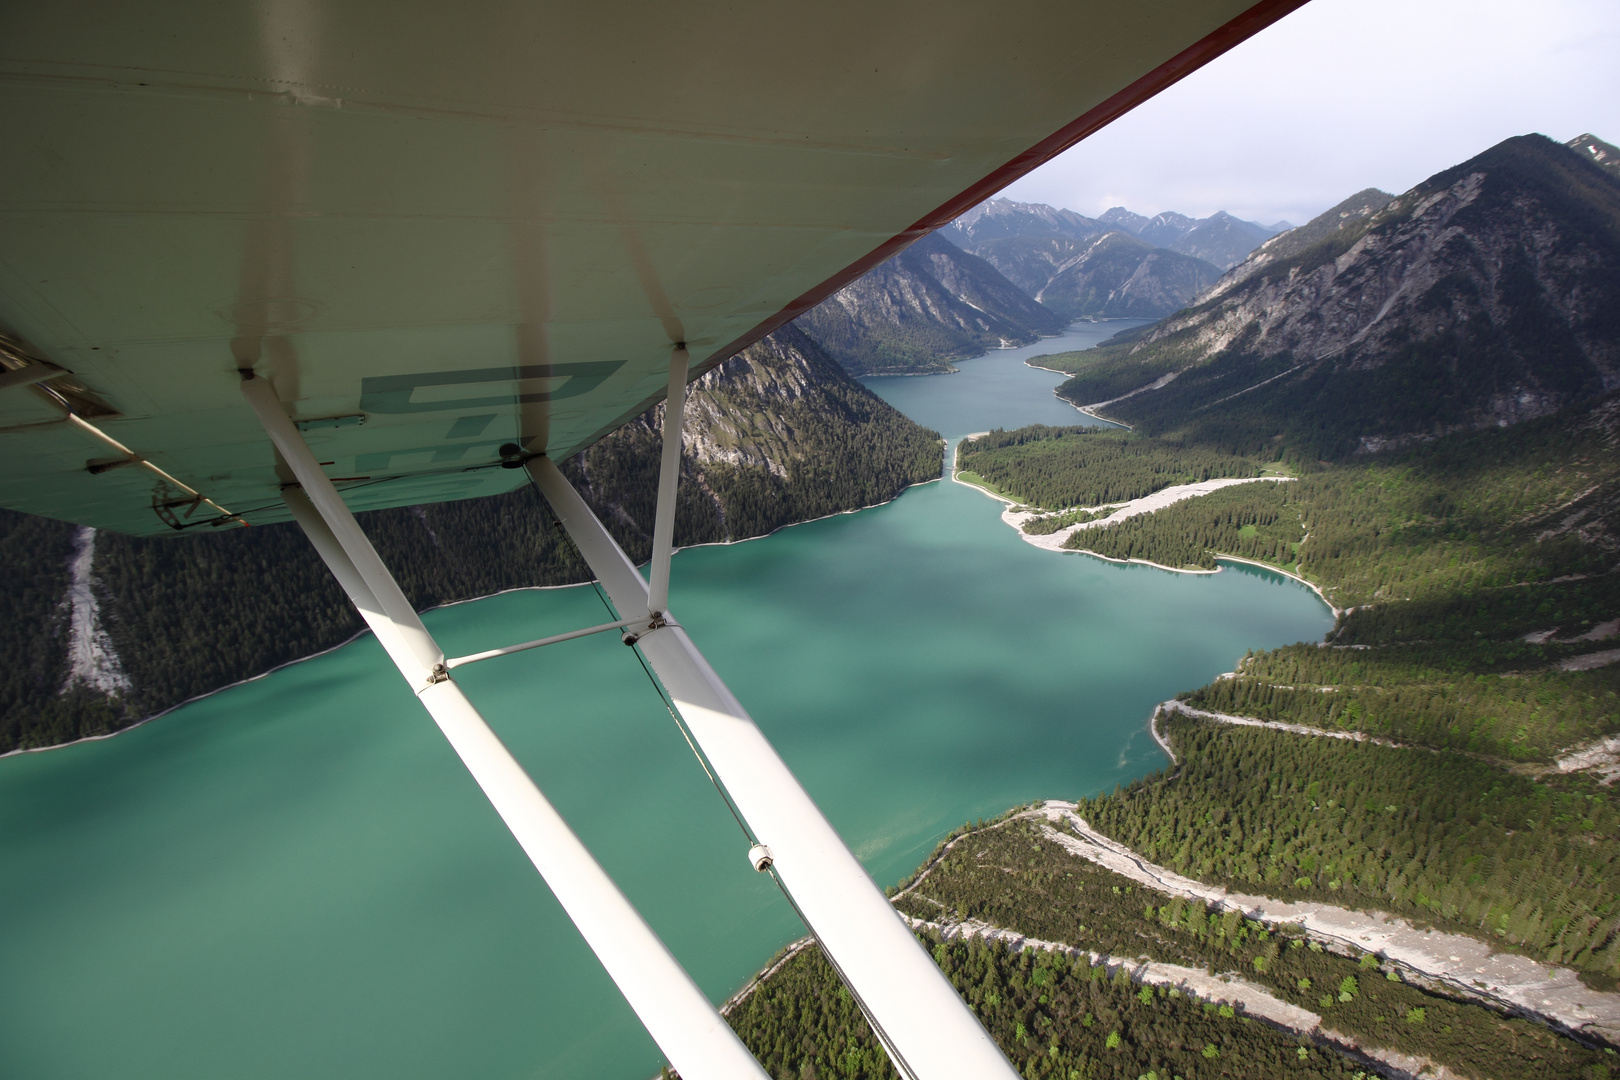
240,370,770,1080
523,348,1022,1080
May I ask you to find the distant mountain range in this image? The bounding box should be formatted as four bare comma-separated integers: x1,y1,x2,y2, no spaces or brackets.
793,196,1291,374
1051,133,1620,459
948,197,1290,270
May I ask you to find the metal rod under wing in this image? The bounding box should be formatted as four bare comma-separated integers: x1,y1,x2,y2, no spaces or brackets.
445,617,637,669
646,344,689,617
241,374,768,1080
526,455,1021,1080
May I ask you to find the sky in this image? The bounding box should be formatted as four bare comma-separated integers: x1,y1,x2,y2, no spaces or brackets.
997,0,1620,228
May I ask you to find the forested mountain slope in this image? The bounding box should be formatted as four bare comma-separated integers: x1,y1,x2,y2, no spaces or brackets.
0,326,941,753
970,135,1620,986
1053,134,1620,459
793,232,1064,375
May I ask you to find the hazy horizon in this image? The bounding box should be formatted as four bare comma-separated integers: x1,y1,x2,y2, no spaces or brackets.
994,0,1618,228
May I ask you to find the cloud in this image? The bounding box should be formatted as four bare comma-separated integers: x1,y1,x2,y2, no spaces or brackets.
997,0,1620,226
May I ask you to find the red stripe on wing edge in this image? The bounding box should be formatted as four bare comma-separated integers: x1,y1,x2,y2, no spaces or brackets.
699,0,1312,372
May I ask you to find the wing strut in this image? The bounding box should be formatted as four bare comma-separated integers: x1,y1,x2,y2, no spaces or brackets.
239,371,769,1080
646,344,690,616
524,355,1021,1080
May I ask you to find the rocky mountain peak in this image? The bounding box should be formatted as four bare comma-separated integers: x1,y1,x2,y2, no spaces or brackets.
1097,206,1152,235
945,197,1100,244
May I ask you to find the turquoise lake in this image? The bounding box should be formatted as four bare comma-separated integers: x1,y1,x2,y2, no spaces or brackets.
0,327,1334,1079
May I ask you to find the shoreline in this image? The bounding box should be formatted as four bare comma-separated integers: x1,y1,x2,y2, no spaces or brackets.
1208,553,1342,619
4,471,947,762
948,441,1339,616
1070,401,1131,429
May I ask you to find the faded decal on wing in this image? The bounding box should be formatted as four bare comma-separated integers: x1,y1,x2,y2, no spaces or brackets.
359,361,627,414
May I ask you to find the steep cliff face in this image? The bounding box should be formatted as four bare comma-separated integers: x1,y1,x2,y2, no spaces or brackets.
1059,135,1620,458
794,232,1063,375
2,327,941,753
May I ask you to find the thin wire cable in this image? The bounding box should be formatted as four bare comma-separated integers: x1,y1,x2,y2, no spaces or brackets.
763,867,921,1080
587,580,754,844
585,577,918,1080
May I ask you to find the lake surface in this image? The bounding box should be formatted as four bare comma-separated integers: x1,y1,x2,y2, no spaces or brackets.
0,328,1332,1080
863,321,1148,435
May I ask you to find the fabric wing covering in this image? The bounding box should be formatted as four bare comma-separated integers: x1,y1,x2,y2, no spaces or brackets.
0,0,1301,536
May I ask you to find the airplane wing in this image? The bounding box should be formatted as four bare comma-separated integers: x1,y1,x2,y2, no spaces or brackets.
0,0,1303,536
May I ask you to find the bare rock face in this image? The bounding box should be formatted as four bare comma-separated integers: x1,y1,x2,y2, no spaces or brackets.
1066,134,1620,458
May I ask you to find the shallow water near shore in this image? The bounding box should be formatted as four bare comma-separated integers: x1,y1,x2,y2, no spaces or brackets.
0,328,1332,1080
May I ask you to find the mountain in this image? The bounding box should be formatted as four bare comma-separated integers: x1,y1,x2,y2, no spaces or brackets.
793,231,1065,375
1132,210,1199,248
1101,206,1290,269
1033,231,1221,320
963,235,1099,296
1217,187,1395,290
1168,210,1287,269
1569,132,1620,177
1053,134,1620,458
1,326,941,753
942,197,1101,245
948,198,1284,316
1096,206,1153,236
